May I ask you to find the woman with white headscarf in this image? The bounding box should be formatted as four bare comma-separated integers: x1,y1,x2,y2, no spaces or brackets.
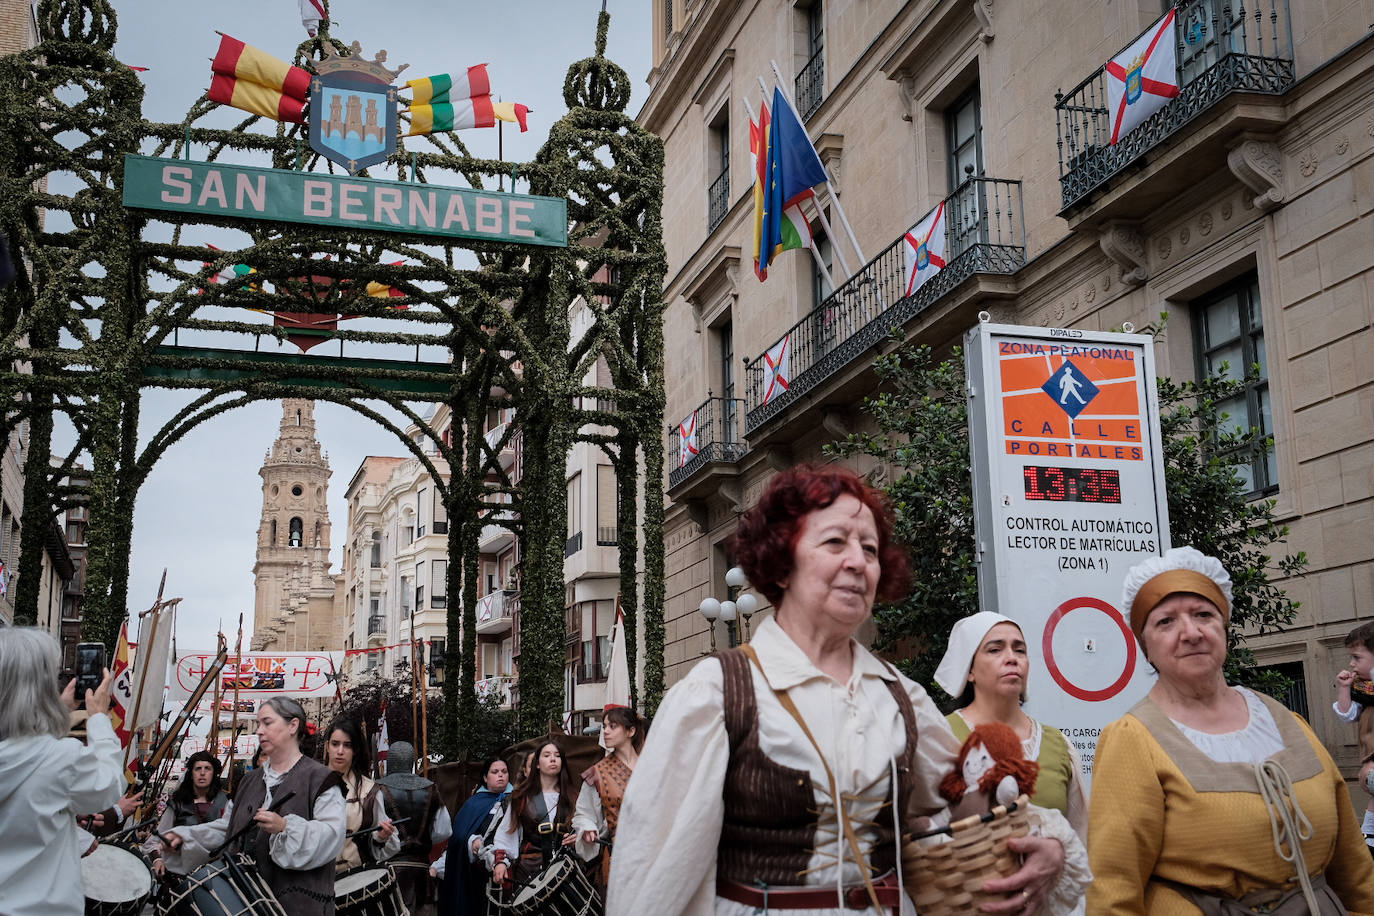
1088,546,1374,914
934,612,1088,843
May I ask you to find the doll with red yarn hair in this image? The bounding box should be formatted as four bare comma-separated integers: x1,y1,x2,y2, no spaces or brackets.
938,723,1039,822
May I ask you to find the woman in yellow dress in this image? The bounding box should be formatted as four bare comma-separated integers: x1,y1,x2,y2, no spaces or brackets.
1088,546,1374,914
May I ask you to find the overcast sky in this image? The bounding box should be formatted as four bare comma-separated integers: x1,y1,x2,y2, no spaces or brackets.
48,0,652,652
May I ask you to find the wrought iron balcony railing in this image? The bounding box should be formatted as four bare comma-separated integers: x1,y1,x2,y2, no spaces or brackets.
744,177,1024,433
367,615,385,635
707,166,730,233
668,395,747,489
795,47,824,121
1055,0,1294,211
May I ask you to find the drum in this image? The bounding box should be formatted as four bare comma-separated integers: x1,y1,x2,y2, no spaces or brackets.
335,865,407,916
83,842,155,916
161,853,287,916
486,855,601,916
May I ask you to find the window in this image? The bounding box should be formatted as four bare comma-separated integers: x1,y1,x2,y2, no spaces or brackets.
404,524,415,545
400,575,412,618
415,560,425,611
946,86,985,256
369,596,380,616
1259,660,1308,720
417,487,429,538
1193,274,1274,494
596,465,618,545
565,474,582,556
796,1,825,119
369,531,381,568
288,516,303,547
811,232,837,357
431,559,447,609
269,518,277,545
66,522,83,545
575,600,615,682
433,490,448,535
718,320,737,444
708,109,730,232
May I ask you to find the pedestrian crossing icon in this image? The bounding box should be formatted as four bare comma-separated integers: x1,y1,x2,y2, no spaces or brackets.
1041,360,1099,419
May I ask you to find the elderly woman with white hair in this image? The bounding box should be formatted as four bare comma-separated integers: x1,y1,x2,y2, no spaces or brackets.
0,627,125,916
1087,546,1374,915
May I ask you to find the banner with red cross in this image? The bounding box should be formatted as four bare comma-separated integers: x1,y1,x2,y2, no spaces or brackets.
677,410,699,468
762,335,791,405
1105,9,1180,145
168,650,343,702
903,201,947,297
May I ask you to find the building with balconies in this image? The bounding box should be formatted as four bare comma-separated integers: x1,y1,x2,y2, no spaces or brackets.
647,0,1374,793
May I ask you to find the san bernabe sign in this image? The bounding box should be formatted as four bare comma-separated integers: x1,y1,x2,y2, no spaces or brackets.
122,154,568,247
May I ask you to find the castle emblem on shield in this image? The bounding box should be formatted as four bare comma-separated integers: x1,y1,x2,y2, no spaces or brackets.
309,41,408,174
1124,52,1144,105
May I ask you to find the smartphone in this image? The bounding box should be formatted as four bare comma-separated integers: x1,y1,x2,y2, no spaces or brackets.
75,642,107,700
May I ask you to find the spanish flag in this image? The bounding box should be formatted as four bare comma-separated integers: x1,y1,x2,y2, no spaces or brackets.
207,33,310,124
408,96,529,136
405,66,491,106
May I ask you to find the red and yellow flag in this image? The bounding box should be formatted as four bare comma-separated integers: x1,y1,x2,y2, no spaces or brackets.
208,33,310,124
106,623,139,783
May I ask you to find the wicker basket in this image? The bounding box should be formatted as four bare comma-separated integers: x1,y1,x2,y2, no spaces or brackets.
901,795,1032,916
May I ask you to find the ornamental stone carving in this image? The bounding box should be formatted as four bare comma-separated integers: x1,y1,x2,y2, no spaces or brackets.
1298,147,1318,178
1227,136,1286,210
974,0,994,43
1099,220,1148,287
1199,212,1214,236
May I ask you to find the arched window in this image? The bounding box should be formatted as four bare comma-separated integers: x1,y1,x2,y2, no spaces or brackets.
289,517,303,547
296,408,302,426
314,519,322,547
270,519,278,545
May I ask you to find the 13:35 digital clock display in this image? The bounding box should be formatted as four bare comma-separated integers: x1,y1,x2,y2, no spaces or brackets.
1023,465,1122,503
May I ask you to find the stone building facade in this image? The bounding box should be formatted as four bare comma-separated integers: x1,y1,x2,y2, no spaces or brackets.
644,0,1373,790
251,399,343,652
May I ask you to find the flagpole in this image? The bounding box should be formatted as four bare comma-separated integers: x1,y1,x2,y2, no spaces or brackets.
756,76,853,281
767,61,867,272
224,613,244,794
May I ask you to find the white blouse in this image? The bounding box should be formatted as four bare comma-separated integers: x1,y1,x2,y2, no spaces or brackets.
1169,686,1285,764
606,617,1090,916
165,757,347,874
493,789,563,862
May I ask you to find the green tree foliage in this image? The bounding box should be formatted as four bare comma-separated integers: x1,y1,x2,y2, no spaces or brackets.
828,332,1306,704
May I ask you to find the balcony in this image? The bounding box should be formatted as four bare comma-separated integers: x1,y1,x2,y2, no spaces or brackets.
596,525,618,546
795,47,824,121
667,395,747,491
476,675,515,707
564,530,583,557
1055,0,1294,213
743,177,1025,434
707,166,730,233
483,421,516,471
478,506,516,552
366,615,386,645
476,589,514,636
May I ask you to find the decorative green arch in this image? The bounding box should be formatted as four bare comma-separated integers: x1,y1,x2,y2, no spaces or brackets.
0,0,668,746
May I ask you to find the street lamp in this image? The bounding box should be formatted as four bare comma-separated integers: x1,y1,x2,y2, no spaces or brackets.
698,567,761,652
698,597,721,652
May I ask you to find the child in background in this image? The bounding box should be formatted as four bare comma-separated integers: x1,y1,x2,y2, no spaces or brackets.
1334,621,1374,852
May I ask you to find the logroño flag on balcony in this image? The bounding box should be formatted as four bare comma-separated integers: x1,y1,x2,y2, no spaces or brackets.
761,335,791,405
677,411,698,468
902,201,947,296
750,98,810,281
1105,8,1180,145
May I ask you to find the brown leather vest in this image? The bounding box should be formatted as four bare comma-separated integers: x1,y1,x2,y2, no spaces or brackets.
227,757,345,914
715,647,921,886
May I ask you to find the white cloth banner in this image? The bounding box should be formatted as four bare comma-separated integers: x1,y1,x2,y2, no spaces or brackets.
761,335,791,405
130,607,174,732
677,411,698,468
903,200,947,297
168,650,343,702
1105,9,1180,145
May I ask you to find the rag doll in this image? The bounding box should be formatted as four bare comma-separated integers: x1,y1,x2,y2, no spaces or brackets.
938,722,1039,822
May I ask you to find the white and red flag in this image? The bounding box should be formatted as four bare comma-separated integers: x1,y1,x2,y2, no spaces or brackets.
300,0,326,36
903,201,947,297
761,335,791,405
376,702,389,768
1105,9,1180,145
677,411,698,468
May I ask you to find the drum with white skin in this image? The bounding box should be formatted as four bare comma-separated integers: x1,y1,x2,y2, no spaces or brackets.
334,865,408,916
82,842,155,916
486,854,600,916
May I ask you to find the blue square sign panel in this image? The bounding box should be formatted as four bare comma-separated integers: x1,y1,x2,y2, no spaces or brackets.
1041,359,1100,419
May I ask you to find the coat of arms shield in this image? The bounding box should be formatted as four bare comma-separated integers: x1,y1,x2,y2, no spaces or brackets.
308,42,407,175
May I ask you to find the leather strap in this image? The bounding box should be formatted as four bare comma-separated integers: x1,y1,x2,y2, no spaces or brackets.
717,876,902,911
739,644,884,912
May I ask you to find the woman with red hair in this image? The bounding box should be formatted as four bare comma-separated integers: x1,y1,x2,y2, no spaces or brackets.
608,466,1087,916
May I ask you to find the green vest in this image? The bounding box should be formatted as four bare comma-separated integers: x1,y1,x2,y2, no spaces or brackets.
946,711,1073,817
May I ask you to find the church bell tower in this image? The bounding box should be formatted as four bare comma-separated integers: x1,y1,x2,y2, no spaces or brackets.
251,399,337,650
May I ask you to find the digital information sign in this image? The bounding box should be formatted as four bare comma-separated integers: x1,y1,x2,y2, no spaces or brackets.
966,321,1170,784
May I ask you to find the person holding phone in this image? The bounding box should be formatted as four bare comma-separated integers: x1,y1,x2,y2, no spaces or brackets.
0,627,125,916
